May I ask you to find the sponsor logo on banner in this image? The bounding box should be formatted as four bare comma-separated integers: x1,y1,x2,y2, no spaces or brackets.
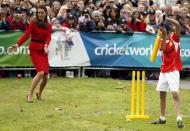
48,31,90,67
54,35,74,61
1,31,190,68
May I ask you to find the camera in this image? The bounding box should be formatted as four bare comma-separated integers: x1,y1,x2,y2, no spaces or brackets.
131,0,138,7
84,14,89,19
141,10,148,16
26,10,33,17
107,17,112,23
66,9,72,13
1,4,9,8
21,7,27,12
83,9,88,14
131,18,136,23
14,7,22,14
176,14,181,20
159,23,165,27
163,13,167,22
106,5,111,10
121,18,125,23
148,9,155,15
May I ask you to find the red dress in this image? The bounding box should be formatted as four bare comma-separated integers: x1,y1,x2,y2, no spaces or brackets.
17,20,52,74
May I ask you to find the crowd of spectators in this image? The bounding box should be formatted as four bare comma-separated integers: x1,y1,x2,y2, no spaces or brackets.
0,0,190,35
0,0,190,78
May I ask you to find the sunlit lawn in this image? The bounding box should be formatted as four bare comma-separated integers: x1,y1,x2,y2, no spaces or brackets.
0,78,190,131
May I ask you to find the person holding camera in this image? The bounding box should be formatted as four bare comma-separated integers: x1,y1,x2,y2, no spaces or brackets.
0,5,10,30
105,8,120,31
8,5,52,103
147,9,156,26
179,7,190,35
9,7,27,30
83,9,105,31
127,9,146,32
78,11,96,32
62,13,78,30
180,17,190,35
151,14,184,129
25,9,34,26
1,3,12,29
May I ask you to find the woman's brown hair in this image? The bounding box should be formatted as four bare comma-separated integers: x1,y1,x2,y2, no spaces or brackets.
35,5,48,28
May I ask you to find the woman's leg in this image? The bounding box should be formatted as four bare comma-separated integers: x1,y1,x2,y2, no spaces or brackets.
37,73,48,99
27,71,44,101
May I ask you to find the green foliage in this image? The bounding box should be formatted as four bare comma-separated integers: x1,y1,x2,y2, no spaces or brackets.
0,78,189,131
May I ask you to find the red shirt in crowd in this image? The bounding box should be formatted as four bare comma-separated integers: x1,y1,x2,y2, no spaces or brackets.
9,17,27,31
127,21,146,32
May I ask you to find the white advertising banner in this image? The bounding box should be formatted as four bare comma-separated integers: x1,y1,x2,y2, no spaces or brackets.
48,31,90,67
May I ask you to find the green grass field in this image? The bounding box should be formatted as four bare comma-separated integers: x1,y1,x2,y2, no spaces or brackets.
0,78,190,131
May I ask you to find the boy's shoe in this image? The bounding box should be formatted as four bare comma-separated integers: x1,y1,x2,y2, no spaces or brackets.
151,119,166,124
177,120,184,129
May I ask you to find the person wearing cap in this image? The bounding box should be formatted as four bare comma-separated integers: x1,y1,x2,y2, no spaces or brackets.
127,9,147,32
78,9,89,23
140,10,148,23
78,9,96,32
90,10,105,31
151,14,185,129
26,9,34,26
117,17,133,34
0,4,10,30
8,5,52,103
9,6,27,30
62,13,78,30
147,9,156,26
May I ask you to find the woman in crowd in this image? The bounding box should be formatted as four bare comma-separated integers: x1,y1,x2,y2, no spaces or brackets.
127,9,146,32
8,5,52,102
56,5,68,25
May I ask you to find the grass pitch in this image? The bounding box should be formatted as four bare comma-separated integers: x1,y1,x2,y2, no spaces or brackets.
0,78,190,131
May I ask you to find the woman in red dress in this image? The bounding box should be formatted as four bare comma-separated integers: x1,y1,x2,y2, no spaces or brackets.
8,5,52,102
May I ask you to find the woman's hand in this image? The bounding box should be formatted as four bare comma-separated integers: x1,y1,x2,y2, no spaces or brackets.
7,44,19,53
44,45,48,53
